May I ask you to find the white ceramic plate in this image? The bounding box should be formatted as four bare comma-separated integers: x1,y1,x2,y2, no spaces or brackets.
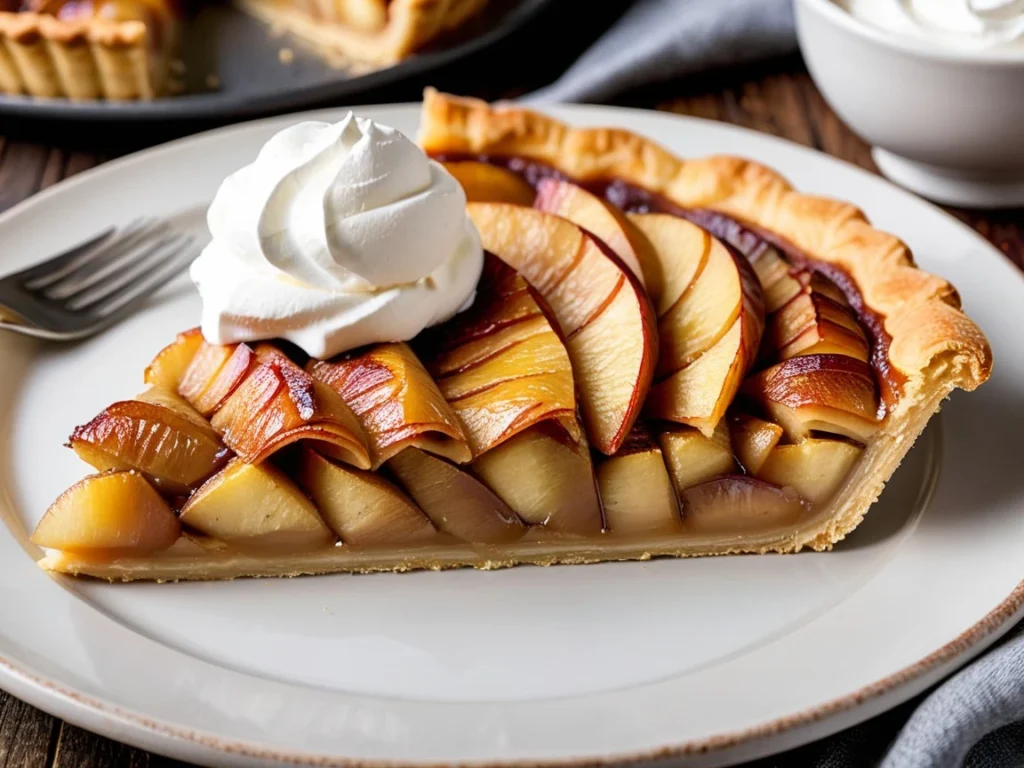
1,104,1022,768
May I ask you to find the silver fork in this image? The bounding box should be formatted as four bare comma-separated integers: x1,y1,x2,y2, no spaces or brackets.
0,218,199,341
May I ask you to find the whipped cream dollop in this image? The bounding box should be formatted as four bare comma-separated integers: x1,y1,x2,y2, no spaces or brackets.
839,0,1024,47
190,114,483,359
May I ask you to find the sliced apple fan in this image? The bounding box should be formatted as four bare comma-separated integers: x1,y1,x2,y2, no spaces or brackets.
32,101,992,581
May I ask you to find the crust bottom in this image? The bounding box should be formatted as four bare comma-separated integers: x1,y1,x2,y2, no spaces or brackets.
37,533,828,583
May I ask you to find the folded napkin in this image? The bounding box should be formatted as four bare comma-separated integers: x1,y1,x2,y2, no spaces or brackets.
523,2,1024,766
523,0,797,104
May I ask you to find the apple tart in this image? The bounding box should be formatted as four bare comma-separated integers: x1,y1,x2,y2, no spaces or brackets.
0,0,488,100
32,93,992,581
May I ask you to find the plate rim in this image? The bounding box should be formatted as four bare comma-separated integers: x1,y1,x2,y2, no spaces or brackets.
1,584,1022,767
1,101,1023,767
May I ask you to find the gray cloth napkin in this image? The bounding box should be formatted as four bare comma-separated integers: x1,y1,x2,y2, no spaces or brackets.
523,0,797,104
522,2,1024,766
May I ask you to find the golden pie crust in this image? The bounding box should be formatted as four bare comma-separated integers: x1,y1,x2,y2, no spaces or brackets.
416,88,992,552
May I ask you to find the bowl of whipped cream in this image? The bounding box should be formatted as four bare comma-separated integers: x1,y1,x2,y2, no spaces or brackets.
796,0,1024,207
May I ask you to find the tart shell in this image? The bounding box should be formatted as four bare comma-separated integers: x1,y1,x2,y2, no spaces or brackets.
0,12,159,99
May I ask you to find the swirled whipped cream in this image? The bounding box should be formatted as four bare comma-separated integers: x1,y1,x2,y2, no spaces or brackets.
839,0,1024,47
190,114,483,359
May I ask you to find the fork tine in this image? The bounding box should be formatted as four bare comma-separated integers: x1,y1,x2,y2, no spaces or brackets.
8,225,118,285
66,233,196,311
18,219,161,289
40,220,170,297
88,247,199,327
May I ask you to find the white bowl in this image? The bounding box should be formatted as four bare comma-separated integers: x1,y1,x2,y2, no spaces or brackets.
795,0,1024,207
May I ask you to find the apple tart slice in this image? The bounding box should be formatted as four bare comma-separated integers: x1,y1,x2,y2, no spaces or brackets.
419,89,992,554
32,95,992,581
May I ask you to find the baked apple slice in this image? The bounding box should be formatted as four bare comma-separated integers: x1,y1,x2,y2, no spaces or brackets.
144,328,204,391
534,178,652,286
309,342,470,468
421,256,599,534
741,354,881,443
627,213,710,317
756,439,863,503
630,213,764,436
728,411,784,475
420,255,581,455
211,345,371,468
768,278,869,363
69,389,229,496
678,211,813,314
31,471,180,557
680,476,809,535
471,422,602,535
387,448,526,544
294,447,436,546
597,423,680,535
658,422,735,496
180,459,335,552
751,246,811,314
442,161,536,205
467,203,658,455
178,340,256,417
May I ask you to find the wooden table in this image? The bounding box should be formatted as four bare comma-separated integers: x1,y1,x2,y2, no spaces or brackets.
1,55,1022,768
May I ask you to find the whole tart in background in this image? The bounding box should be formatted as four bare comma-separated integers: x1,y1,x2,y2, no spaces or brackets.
0,0,490,100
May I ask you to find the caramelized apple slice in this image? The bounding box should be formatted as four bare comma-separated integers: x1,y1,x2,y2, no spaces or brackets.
178,341,256,417
180,459,335,552
673,209,851,317
680,476,809,535
757,439,863,503
659,422,735,495
468,203,658,455
69,390,229,496
387,448,525,544
211,345,371,468
646,316,759,437
627,213,710,316
422,255,581,456
728,412,784,475
470,422,602,535
310,343,470,469
144,328,204,391
534,179,652,286
808,271,852,307
633,215,764,437
597,424,680,535
770,289,869,364
32,471,180,557
753,247,810,314
741,354,881,443
295,447,436,546
779,319,871,363
657,232,763,376
684,211,872,366
442,161,536,205
134,387,220,434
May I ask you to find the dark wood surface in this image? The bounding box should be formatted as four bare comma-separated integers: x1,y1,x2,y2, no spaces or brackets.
1,47,1022,768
